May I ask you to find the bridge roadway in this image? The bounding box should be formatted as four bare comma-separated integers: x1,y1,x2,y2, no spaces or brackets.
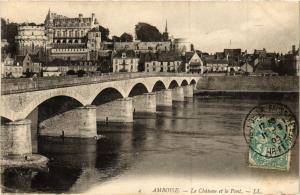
0,72,200,157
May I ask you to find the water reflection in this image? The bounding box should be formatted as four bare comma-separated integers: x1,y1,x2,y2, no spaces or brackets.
2,169,33,193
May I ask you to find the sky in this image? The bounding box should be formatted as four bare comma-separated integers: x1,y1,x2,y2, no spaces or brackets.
0,1,299,53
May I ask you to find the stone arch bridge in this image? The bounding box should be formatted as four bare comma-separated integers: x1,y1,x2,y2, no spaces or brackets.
1,72,200,156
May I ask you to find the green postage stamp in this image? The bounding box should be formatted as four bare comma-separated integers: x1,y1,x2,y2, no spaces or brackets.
243,103,298,171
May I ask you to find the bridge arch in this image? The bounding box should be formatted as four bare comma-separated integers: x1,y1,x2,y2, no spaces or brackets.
18,90,86,121
0,116,13,124
181,80,189,86
190,79,196,85
168,80,179,89
152,80,167,92
91,87,124,105
128,83,149,97
26,95,84,123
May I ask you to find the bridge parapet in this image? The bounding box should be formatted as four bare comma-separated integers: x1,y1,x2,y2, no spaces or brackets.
1,72,199,95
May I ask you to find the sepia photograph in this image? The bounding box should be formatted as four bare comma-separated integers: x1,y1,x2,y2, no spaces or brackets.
0,1,299,194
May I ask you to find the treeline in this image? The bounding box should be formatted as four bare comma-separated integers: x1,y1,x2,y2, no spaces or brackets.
1,18,18,55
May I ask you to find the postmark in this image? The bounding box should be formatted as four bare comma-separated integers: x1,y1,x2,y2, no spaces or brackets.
243,103,298,170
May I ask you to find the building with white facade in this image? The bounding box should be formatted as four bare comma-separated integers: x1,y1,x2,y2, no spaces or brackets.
1,55,23,78
144,51,182,73
112,50,139,72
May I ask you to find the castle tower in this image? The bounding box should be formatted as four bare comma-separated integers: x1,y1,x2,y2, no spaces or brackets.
15,25,47,56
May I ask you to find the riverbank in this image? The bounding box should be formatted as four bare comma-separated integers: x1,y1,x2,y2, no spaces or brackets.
196,76,299,92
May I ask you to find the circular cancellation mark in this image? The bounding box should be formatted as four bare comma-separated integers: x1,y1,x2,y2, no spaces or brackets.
243,103,298,158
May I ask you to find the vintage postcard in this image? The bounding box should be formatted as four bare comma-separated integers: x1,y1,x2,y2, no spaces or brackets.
0,1,299,195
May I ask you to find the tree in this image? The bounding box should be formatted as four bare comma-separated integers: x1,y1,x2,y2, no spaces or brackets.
77,70,86,77
96,59,111,73
66,70,76,75
135,22,163,42
1,18,18,55
120,33,133,42
112,36,121,42
98,25,110,41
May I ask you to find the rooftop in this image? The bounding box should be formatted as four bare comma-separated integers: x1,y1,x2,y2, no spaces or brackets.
113,50,137,58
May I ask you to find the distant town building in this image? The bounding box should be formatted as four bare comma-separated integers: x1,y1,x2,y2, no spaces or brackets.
254,48,267,58
1,54,23,78
240,62,254,73
144,51,182,73
112,50,139,72
205,59,228,73
224,49,242,59
253,57,277,76
296,49,300,76
15,53,42,73
185,52,203,73
15,25,47,56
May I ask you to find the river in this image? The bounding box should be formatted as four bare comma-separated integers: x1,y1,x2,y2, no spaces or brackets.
1,92,299,194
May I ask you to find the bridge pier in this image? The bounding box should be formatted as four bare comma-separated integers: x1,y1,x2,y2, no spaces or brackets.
156,89,172,107
171,87,185,101
96,98,133,123
133,93,156,113
39,105,97,138
1,119,32,156
183,85,194,98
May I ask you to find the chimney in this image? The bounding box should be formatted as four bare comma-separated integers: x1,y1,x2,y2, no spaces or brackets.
292,45,296,54
79,13,83,19
92,13,95,18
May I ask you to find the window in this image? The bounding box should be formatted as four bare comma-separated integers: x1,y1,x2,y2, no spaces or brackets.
69,31,73,37
81,31,84,37
32,32,34,36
